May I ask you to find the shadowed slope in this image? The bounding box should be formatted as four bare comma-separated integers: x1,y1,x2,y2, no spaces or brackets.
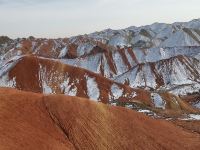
0,88,199,150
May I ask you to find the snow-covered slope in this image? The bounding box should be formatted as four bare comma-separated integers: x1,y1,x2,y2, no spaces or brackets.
0,19,200,116
115,55,200,95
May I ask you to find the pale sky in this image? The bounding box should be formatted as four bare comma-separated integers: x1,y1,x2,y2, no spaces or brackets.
0,0,199,38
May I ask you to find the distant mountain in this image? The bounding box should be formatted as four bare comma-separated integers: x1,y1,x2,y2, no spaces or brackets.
0,19,200,118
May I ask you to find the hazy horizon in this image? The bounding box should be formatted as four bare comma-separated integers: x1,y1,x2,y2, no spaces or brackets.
0,0,200,38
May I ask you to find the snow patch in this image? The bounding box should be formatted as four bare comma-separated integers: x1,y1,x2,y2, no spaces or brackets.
151,93,166,109
169,84,200,96
16,43,22,48
112,51,128,74
138,109,158,117
0,74,16,88
162,30,200,47
38,64,53,94
42,82,53,94
181,114,200,120
138,109,151,113
86,75,100,101
60,77,78,96
58,47,68,58
77,43,94,56
189,114,200,120
110,84,124,99
193,100,200,109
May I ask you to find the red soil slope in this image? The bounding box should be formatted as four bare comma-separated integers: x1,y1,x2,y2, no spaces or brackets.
0,88,199,150
2,55,198,115
8,55,151,104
